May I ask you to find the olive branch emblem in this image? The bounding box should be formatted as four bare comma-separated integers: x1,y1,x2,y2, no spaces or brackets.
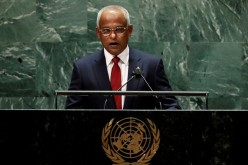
102,118,125,164
102,118,160,165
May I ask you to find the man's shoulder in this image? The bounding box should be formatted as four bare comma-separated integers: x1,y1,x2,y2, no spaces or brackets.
130,47,161,61
74,49,103,64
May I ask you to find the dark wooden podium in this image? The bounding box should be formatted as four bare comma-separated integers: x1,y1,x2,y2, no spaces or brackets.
0,109,247,165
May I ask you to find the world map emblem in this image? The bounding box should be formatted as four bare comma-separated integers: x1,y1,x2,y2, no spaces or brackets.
102,117,160,165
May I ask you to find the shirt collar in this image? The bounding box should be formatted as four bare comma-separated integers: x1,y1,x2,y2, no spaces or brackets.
104,46,129,66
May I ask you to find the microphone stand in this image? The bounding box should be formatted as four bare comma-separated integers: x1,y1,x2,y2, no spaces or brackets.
103,66,162,110
137,67,163,110
103,75,136,109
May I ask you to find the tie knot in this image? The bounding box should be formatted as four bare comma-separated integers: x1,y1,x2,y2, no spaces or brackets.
112,57,120,64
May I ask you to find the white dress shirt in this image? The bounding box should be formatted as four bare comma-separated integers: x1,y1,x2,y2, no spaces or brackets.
104,46,129,108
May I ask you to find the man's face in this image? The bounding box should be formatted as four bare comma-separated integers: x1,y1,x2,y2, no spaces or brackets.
96,10,133,56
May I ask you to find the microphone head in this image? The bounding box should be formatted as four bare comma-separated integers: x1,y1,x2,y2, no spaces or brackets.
132,66,142,78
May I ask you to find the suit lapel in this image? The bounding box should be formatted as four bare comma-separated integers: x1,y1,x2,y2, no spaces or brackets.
93,50,112,90
124,48,142,109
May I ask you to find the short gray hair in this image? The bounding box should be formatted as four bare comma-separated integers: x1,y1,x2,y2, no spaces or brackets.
96,5,130,27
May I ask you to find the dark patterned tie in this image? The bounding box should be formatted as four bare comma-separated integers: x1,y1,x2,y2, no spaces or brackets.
111,57,122,109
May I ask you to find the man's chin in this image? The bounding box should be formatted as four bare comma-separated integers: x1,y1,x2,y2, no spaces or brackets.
107,48,122,56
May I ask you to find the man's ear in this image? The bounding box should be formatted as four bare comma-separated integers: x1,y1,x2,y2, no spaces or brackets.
96,27,101,39
127,24,133,37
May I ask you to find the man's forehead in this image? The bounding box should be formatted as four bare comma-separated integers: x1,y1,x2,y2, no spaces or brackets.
100,10,126,24
102,9,123,16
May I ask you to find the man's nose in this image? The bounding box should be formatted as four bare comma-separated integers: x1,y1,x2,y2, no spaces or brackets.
109,30,117,39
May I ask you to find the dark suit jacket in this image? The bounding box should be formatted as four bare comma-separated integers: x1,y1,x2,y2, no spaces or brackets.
65,47,181,109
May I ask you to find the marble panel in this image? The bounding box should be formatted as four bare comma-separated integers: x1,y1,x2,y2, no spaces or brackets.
241,43,248,109
36,0,87,42
189,0,242,42
187,42,243,109
0,97,36,109
241,0,248,41
0,96,62,109
0,0,44,42
0,42,36,96
138,0,191,42
35,41,87,96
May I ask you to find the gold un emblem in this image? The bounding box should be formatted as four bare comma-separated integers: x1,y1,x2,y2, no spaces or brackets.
102,117,160,165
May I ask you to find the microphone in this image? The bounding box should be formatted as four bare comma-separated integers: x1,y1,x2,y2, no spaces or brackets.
103,67,141,109
116,66,142,91
135,66,162,109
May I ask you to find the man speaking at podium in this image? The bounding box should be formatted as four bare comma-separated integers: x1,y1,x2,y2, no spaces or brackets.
65,5,181,110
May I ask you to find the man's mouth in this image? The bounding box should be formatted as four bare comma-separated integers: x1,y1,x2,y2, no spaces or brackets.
109,42,119,46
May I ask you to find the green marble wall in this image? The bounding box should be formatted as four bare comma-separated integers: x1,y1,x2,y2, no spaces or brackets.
0,0,247,109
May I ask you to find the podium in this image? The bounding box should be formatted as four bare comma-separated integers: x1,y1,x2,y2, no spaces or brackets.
0,109,247,164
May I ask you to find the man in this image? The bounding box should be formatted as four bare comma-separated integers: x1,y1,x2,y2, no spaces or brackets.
65,5,181,109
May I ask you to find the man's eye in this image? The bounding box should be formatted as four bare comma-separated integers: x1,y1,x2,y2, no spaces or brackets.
116,28,125,33
102,29,111,33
